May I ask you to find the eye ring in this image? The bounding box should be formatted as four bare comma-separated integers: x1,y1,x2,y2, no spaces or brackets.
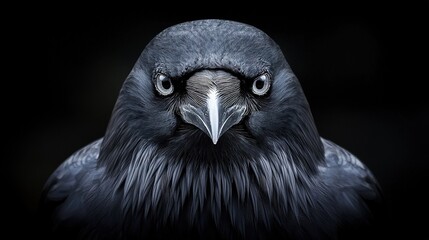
252,73,271,96
155,73,174,96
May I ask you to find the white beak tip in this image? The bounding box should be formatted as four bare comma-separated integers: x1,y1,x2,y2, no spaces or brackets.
211,136,219,145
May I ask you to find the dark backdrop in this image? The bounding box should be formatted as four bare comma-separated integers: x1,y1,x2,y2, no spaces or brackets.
7,3,428,239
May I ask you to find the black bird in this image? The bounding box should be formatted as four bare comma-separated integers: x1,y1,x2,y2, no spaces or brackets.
40,19,383,240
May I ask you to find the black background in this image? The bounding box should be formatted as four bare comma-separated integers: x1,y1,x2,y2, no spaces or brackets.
7,2,429,239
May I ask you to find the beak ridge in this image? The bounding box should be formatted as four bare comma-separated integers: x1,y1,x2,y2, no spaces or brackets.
180,89,246,144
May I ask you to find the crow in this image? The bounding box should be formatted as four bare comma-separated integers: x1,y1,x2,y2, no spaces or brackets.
40,19,383,240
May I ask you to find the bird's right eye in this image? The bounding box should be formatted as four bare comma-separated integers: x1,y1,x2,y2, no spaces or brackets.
155,73,174,96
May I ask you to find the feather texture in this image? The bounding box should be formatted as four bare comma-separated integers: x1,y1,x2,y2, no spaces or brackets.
39,19,382,240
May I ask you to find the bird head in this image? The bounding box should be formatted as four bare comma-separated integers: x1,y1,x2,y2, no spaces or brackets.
100,19,324,173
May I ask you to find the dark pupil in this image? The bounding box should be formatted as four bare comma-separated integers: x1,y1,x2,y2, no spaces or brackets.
255,79,265,89
161,79,171,89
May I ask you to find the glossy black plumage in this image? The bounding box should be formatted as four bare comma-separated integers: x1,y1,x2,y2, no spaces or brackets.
39,19,383,240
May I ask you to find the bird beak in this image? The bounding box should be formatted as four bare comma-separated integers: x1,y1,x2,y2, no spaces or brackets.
180,89,246,144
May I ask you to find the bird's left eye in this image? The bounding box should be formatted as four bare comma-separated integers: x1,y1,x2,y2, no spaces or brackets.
155,73,174,96
252,73,271,96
